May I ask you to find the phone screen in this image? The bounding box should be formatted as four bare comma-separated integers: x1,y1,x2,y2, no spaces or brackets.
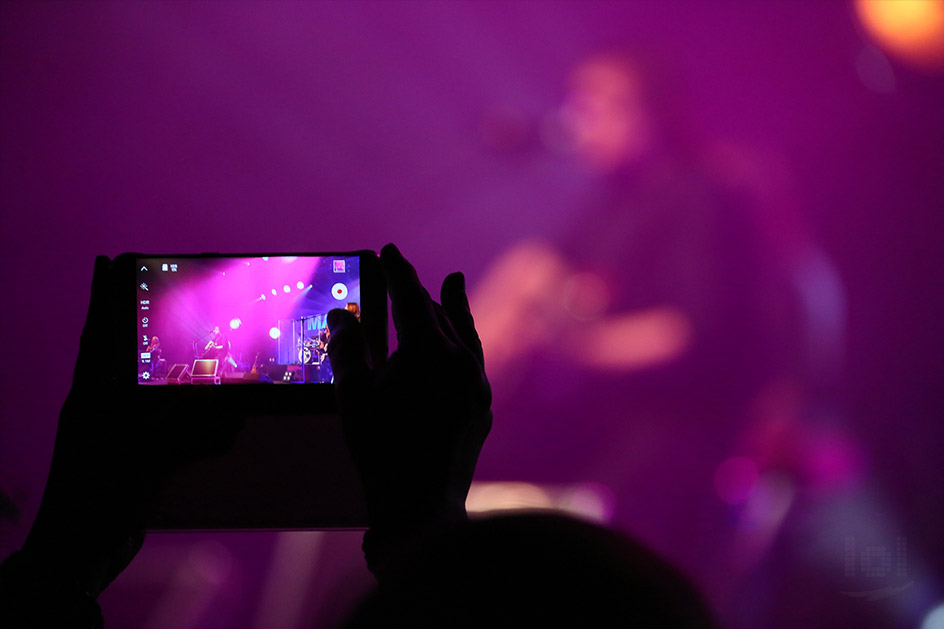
136,254,361,385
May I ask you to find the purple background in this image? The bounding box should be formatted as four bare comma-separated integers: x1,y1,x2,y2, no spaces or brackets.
2,2,943,627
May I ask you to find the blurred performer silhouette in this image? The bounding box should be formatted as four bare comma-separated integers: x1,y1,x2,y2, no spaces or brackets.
472,50,814,575
477,51,776,384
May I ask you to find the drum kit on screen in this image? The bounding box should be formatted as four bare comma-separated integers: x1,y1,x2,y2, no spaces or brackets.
298,335,328,366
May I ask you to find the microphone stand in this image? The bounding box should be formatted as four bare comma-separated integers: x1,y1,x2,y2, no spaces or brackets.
193,331,212,359
298,315,311,383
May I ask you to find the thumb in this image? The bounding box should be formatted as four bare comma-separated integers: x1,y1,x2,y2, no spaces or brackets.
326,308,371,406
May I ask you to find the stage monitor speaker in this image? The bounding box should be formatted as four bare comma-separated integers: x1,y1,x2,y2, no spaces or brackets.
192,359,218,377
166,363,190,384
191,359,220,384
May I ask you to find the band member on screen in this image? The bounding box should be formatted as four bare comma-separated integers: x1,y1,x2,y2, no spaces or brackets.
345,302,361,320
146,335,166,378
203,326,228,359
146,336,162,362
317,325,331,350
317,325,333,383
204,326,239,373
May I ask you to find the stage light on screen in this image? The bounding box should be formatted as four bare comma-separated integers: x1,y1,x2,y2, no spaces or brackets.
271,289,277,296
855,0,944,69
259,293,266,301
262,256,269,261
269,327,280,339
283,284,291,293
229,318,241,330
296,281,305,290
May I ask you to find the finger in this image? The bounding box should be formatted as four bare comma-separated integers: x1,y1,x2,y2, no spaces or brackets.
440,271,485,368
433,301,461,347
380,243,440,345
326,308,371,404
73,255,112,388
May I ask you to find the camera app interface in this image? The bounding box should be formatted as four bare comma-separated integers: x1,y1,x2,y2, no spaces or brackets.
136,255,360,384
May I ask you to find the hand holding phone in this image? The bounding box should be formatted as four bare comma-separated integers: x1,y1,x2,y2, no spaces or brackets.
327,244,492,576
19,257,243,604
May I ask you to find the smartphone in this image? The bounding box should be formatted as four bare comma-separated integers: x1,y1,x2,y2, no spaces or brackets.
110,251,385,529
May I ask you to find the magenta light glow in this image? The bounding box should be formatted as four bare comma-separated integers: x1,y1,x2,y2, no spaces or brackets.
150,255,321,368
714,456,760,505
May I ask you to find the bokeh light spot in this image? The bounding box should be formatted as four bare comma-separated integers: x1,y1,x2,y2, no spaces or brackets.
855,46,897,94
466,482,554,513
465,482,614,523
856,0,944,69
187,540,234,587
922,603,944,629
742,472,795,531
714,456,760,505
269,327,280,339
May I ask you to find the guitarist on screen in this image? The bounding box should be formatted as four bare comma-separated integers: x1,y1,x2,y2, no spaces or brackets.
203,326,229,360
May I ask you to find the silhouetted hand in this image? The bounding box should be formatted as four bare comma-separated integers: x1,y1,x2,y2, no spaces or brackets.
20,256,147,603
327,244,492,576
2,256,241,625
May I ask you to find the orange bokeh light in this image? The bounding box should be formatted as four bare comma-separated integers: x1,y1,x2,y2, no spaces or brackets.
855,0,944,69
